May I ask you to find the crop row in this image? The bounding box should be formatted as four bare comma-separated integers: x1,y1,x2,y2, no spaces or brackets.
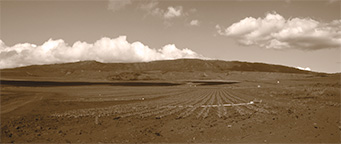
52,88,271,119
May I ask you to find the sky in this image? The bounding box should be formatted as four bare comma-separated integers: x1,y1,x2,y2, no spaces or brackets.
1,0,340,73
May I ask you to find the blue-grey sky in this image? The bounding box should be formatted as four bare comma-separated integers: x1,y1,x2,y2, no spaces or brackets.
1,0,340,73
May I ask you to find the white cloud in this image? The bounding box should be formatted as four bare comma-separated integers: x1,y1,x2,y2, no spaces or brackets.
164,6,183,19
217,12,341,50
109,0,194,21
190,20,200,26
296,66,311,71
108,0,132,12
0,36,204,69
139,1,192,21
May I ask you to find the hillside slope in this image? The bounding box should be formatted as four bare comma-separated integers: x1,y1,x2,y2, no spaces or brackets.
0,59,315,81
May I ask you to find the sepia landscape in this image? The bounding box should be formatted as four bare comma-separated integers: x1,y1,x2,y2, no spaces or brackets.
1,0,340,143
1,59,340,143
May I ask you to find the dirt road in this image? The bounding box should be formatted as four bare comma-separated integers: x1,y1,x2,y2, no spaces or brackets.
1,95,43,115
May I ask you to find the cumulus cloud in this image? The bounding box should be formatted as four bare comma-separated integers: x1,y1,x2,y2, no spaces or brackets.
108,0,193,20
0,36,203,69
217,12,341,50
190,20,200,26
164,6,183,19
108,0,132,12
296,66,311,71
139,1,191,20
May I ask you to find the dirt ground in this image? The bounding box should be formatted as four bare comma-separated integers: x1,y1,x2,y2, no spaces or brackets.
1,73,340,143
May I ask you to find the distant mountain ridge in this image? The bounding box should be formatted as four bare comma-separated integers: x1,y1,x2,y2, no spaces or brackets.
1,59,314,81
1,59,311,73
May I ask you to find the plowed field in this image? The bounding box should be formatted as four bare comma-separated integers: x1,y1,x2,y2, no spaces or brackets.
1,75,340,143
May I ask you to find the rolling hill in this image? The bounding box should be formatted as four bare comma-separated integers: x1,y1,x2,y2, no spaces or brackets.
0,59,316,81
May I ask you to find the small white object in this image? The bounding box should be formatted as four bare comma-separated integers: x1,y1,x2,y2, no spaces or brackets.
277,81,280,84
95,116,99,125
257,85,261,88
249,101,254,104
141,98,145,100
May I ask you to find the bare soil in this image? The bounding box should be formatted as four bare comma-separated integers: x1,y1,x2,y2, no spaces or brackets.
1,72,340,143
